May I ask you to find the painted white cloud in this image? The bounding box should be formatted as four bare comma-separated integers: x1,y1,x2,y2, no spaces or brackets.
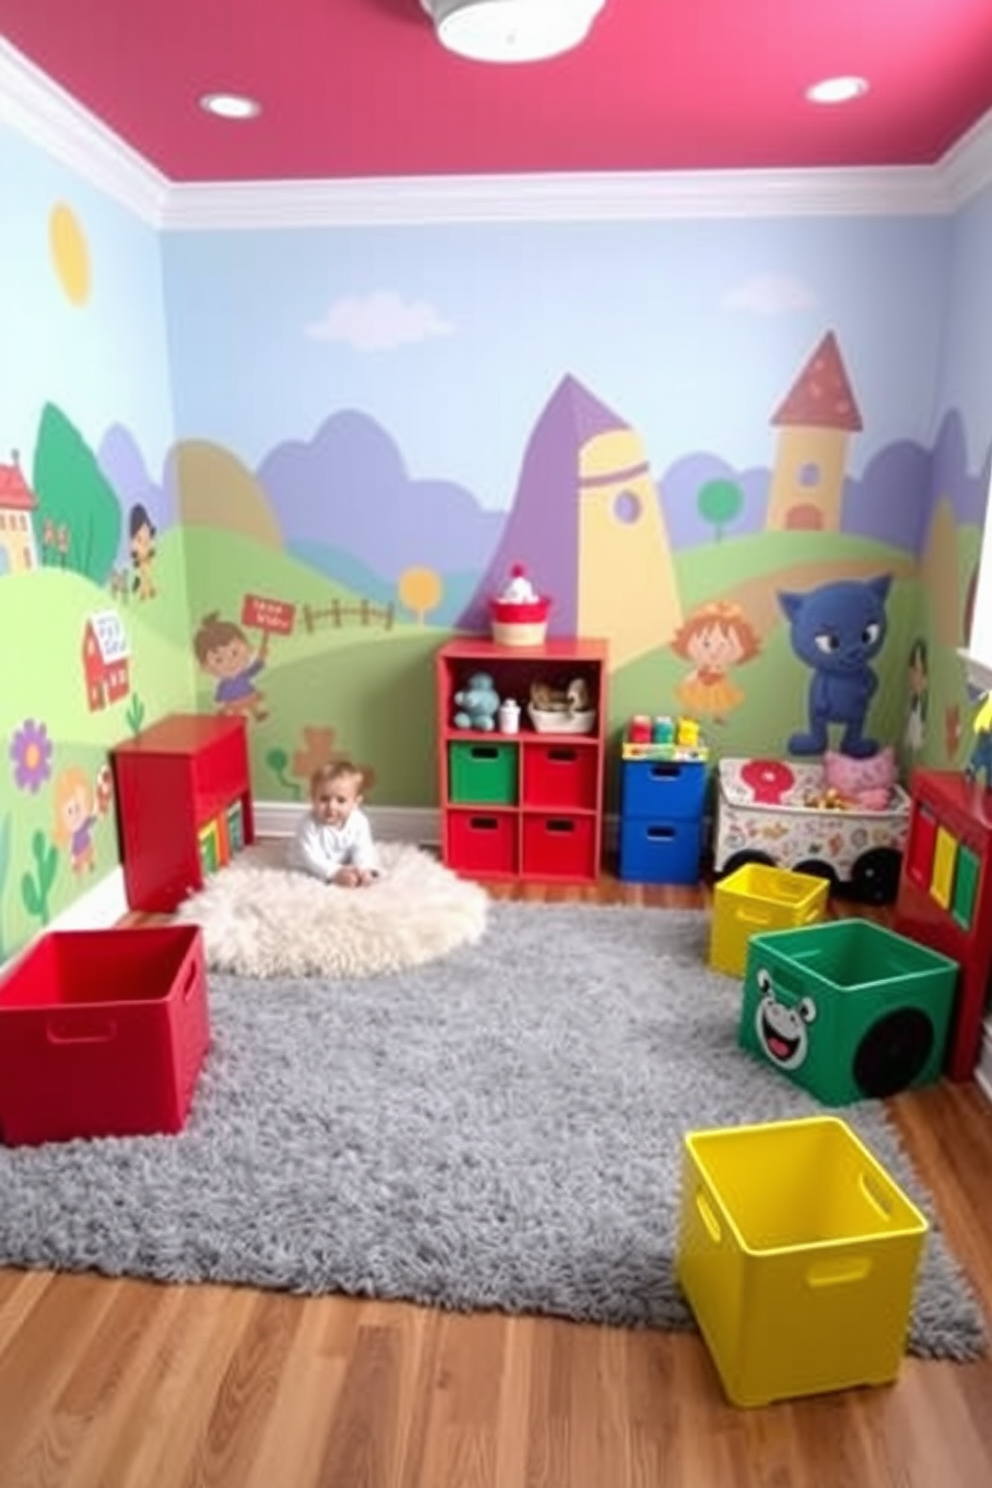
722,273,817,315
305,290,454,351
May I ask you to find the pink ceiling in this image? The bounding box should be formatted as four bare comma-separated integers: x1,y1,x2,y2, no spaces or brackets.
2,0,991,183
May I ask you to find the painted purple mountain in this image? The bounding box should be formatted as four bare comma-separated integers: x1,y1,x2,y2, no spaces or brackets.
255,410,502,583
930,408,990,530
456,374,621,634
841,440,932,554
97,424,173,541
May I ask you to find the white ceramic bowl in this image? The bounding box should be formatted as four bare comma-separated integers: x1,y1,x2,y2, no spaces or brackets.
527,706,596,735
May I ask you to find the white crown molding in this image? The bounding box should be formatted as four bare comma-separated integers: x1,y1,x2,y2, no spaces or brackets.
2,32,992,231
939,107,992,212
0,37,168,226
160,164,947,231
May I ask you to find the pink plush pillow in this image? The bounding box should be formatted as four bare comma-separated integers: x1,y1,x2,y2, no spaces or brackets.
824,747,896,811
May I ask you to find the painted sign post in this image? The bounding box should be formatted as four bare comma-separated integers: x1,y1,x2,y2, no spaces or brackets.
241,593,296,637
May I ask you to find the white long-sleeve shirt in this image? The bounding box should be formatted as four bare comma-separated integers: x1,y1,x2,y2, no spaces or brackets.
288,808,378,881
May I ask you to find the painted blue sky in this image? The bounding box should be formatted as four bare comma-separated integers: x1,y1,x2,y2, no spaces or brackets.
6,112,992,524
0,123,174,476
162,213,953,512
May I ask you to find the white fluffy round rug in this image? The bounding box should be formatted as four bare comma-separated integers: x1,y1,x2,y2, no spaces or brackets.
174,840,490,979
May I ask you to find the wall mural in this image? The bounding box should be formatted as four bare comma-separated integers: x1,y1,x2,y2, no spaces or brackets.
2,190,990,966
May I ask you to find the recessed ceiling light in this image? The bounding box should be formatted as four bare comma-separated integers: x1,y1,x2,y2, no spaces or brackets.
805,76,869,106
199,93,261,120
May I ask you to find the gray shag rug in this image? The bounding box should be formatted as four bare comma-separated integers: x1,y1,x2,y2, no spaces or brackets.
0,904,986,1358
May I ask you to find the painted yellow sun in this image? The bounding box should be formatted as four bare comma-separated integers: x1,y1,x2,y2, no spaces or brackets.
49,202,91,305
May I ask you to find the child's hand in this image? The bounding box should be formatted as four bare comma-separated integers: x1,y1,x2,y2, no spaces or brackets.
333,866,361,888
355,868,375,887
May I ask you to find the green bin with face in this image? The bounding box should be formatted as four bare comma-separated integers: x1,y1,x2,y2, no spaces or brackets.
738,919,958,1105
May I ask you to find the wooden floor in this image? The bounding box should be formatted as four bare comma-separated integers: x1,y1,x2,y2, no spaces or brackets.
1,874,991,1488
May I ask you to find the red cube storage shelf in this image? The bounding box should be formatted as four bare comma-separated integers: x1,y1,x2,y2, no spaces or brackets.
436,638,609,884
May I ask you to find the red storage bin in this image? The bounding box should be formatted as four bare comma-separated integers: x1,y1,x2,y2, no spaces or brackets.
522,741,599,810
0,925,209,1146
446,809,517,876
522,812,596,880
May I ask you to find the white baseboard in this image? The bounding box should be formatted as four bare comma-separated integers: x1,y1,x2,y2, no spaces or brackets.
49,865,129,931
976,1021,992,1104
253,800,631,853
252,800,442,845
0,865,128,973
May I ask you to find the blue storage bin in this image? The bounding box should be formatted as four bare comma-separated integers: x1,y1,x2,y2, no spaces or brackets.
619,816,703,884
622,759,706,821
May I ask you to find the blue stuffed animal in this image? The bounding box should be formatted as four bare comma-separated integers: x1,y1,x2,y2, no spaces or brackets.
453,672,500,731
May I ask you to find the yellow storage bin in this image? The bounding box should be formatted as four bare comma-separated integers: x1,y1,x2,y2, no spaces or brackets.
676,1116,928,1407
709,863,829,978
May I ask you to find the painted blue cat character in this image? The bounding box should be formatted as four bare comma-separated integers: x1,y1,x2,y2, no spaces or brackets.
778,574,893,759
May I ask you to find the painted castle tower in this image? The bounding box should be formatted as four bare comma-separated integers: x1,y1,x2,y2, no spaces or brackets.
765,331,862,532
457,375,682,667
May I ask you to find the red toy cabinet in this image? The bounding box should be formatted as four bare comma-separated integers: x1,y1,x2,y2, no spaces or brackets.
893,769,992,1081
436,638,609,884
112,713,254,912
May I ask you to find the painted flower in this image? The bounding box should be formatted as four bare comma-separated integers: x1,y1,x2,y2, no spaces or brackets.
9,720,53,793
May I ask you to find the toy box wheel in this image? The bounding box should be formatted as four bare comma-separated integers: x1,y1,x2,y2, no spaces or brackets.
792,858,839,891
850,847,902,906
716,849,776,880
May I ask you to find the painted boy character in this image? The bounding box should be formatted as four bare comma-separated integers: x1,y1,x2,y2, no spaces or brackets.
194,611,270,723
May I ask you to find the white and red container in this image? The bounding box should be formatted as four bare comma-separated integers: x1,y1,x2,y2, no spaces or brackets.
489,563,551,646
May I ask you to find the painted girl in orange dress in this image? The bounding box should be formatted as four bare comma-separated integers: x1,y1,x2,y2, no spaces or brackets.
670,600,761,725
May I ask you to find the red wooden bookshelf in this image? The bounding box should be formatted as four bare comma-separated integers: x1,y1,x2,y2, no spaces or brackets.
436,638,609,884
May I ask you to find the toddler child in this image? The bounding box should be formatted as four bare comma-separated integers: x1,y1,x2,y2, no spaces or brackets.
289,761,379,887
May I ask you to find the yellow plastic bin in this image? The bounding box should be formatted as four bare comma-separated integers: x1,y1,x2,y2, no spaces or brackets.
676,1116,928,1407
709,863,829,978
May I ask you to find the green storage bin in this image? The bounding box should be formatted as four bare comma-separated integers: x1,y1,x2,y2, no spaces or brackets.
739,919,958,1105
449,742,518,805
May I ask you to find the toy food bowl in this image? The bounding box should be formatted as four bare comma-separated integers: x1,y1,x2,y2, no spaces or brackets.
490,563,551,646
528,706,597,735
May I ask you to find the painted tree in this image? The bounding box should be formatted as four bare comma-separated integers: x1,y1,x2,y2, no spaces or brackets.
399,566,443,625
32,402,121,583
697,477,744,542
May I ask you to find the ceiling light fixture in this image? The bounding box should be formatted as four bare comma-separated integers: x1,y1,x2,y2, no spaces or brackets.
199,92,261,119
805,76,869,106
421,0,606,64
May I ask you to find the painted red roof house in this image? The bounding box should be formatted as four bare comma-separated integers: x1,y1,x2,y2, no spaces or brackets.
0,451,40,574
